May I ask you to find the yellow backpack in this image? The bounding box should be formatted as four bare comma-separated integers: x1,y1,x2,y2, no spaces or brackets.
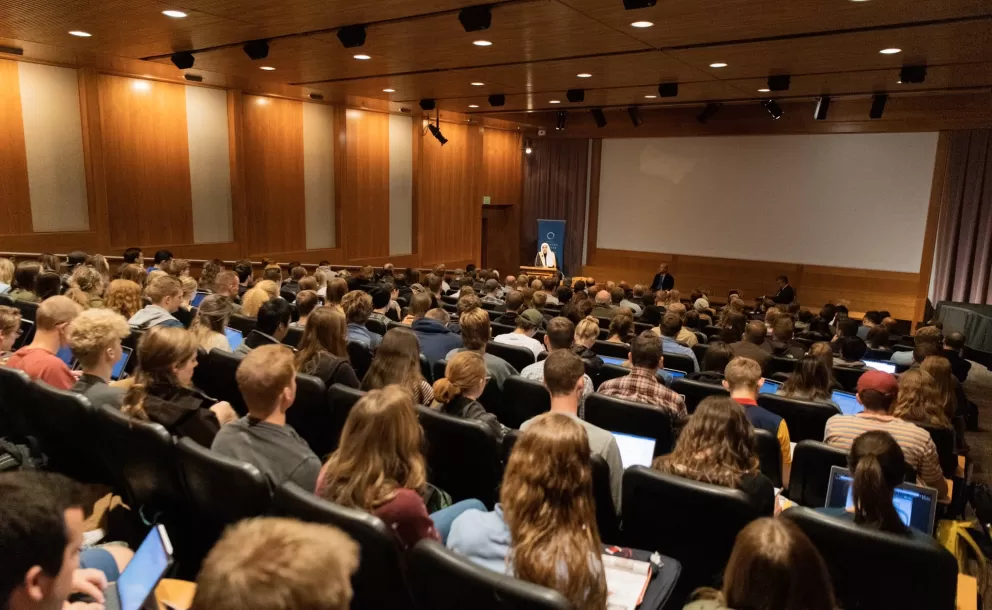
936,519,989,598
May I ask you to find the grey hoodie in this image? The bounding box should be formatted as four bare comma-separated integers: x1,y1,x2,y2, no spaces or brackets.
128,305,183,330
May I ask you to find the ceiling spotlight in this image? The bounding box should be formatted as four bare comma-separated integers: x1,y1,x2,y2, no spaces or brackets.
468,104,479,108
577,73,592,78
591,108,607,128
309,93,324,101
524,139,533,155
260,66,276,71
471,82,485,86
697,103,721,124
709,62,727,68
814,96,831,121
337,24,367,48
644,95,657,99
488,94,505,107
69,30,92,37
162,10,187,18
383,88,395,93
555,110,568,131
419,99,436,111
459,5,492,32
473,40,493,47
630,21,654,28
428,122,448,146
623,0,658,8
549,100,561,104
658,82,679,97
758,88,770,92
767,74,791,91
761,99,783,120
627,106,643,127
566,89,585,103
869,93,888,119
353,54,371,60
170,51,195,70
879,48,902,55
900,65,927,84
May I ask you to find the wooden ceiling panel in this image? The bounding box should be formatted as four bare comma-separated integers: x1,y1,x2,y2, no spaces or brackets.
558,0,992,48
669,20,992,80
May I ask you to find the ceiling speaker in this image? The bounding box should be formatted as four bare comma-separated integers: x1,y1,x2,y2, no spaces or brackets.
337,24,367,48
488,94,505,107
767,74,791,92
170,51,195,70
419,99,436,111
243,40,269,60
900,65,927,84
566,89,585,103
458,5,492,32
623,0,657,8
813,96,831,121
658,82,678,97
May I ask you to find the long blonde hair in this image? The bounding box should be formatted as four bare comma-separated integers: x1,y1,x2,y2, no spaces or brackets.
189,295,234,349
432,351,486,406
241,280,279,317
920,355,957,422
317,386,427,510
892,368,950,428
67,266,104,308
501,412,607,610
121,326,198,420
295,308,349,373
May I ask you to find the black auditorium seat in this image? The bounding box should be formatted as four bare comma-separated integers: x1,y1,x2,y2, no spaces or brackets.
416,405,503,508
833,366,866,392
282,325,304,348
284,373,333,458
499,376,550,429
786,440,847,508
13,299,38,322
201,348,248,415
672,378,728,414
365,317,388,336
347,341,374,379
585,393,673,458
0,366,32,441
592,340,630,359
756,394,838,442
918,422,958,479
753,428,782,488
597,363,630,386
768,356,799,376
227,313,256,337
27,382,109,485
662,352,695,375
326,384,366,453
691,343,709,364
486,341,536,373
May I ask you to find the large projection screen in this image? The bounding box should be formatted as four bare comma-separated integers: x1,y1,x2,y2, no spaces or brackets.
597,133,939,273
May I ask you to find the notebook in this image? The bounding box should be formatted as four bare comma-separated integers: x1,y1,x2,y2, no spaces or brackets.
831,390,864,416
603,554,653,610
759,379,782,395
610,432,656,469
864,359,897,374
224,327,244,350
825,465,938,535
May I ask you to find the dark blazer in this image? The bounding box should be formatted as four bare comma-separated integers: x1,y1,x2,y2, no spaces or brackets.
650,273,675,292
772,284,795,305
730,340,773,374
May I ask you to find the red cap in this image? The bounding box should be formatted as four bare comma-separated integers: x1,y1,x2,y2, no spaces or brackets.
856,370,899,396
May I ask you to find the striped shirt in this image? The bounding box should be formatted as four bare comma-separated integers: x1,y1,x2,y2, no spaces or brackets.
823,412,947,497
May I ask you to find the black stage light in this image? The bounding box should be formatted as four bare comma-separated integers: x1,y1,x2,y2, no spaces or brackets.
419,99,436,111
488,94,505,107
767,74,791,92
627,106,642,127
0,45,24,56
336,24,367,48
170,51,195,70
623,0,657,8
243,40,269,60
870,94,888,119
761,99,783,120
658,82,678,98
428,122,447,145
309,93,324,101
555,110,567,131
567,89,585,103
900,65,927,84
696,103,720,124
591,108,607,128
183,73,203,82
813,96,831,121
459,5,492,32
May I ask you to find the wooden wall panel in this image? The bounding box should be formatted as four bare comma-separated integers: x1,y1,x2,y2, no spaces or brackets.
342,109,390,260
482,128,523,207
241,95,306,256
483,205,519,276
98,75,193,248
0,59,33,236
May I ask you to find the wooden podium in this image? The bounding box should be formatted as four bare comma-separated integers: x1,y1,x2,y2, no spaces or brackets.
520,266,558,279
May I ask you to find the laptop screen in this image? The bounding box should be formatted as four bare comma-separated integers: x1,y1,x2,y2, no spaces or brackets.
663,368,686,380
117,524,173,610
224,327,244,350
190,291,209,307
13,319,33,351
759,379,782,395
56,345,74,366
111,347,132,381
825,466,938,535
831,390,864,416
611,432,656,469
600,356,626,366
864,359,896,374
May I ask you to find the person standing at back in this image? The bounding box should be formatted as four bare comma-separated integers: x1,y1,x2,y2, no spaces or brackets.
6,296,82,390
724,357,792,486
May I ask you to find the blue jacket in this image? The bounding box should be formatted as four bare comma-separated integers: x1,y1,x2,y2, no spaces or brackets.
413,318,463,363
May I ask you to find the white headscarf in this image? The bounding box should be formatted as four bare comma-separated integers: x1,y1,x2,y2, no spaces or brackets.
539,243,557,268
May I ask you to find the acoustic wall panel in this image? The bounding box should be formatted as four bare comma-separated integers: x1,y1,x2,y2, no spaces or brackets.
302,102,336,249
185,85,233,244
0,59,32,235
388,114,413,256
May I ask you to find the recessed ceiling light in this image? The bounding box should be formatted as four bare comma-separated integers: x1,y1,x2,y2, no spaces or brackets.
383,88,395,93
353,54,371,60
577,73,592,78
644,95,657,99
709,62,728,68
162,10,187,18
469,104,479,108
897,80,903,84
549,100,561,104
758,88,770,92
471,82,485,86
473,40,492,46
631,21,654,28
260,66,276,71
879,48,902,55
69,30,92,37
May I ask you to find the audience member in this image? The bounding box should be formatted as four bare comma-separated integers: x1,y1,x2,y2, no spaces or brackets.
6,296,82,390
66,251,88,279
0,305,21,363
212,345,320,489
730,320,772,374
324,278,348,313
294,308,360,389
189,295,235,352
664,302,698,347
891,368,950,428
147,249,172,272
361,328,434,405
342,291,382,350
445,307,517,389
129,275,184,329
823,370,947,498
67,309,130,410
402,292,433,326
723,357,792,486
104,279,142,320
942,331,972,383
654,396,774,514
835,336,868,368
857,311,883,340
690,341,733,384
236,298,291,355
368,287,393,326
657,312,701,372
121,326,235,446
240,279,279,318
212,270,241,310
162,258,191,279
480,279,504,306
282,266,307,296
0,257,14,294
291,290,319,329
777,356,839,409
493,308,545,358
413,308,461,363
263,265,283,285
599,332,687,417
606,310,635,345
572,315,605,370
866,325,891,354
10,261,42,303
591,290,616,318
431,351,503,439
763,318,806,359
519,317,593,415
795,308,813,331
66,267,105,310
120,264,147,286
619,284,644,315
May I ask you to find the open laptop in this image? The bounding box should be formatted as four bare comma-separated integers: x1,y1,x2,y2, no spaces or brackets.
831,390,864,416
224,326,244,350
71,346,132,382
759,379,782,395
73,524,173,610
600,356,626,366
12,319,33,351
824,465,938,535
610,432,656,469
864,359,897,374
190,290,209,308
663,368,686,380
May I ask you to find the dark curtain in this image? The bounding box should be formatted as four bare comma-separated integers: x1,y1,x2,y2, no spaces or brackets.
520,139,590,275
932,130,992,305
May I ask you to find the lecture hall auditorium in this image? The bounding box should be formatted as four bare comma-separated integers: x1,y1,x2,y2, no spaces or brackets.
1,0,992,609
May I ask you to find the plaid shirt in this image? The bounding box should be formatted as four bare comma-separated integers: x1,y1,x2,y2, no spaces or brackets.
598,367,687,417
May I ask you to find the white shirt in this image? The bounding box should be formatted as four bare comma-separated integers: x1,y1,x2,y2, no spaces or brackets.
493,332,546,358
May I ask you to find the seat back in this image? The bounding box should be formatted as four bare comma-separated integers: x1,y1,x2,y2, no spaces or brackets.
326,384,367,454
228,313,256,336
690,343,709,364
365,318,388,336
272,483,416,609
833,366,866,391
756,394,837,442
753,428,782,487
282,326,304,348
499,376,550,429
918,423,957,478
486,341,535,373
591,453,620,544
347,341,374,380
596,364,630,386
26,382,107,483
490,322,515,337
176,437,270,525
409,539,572,610
693,331,708,345
201,349,247,415
784,506,957,610
417,405,502,508
13,318,35,351
621,466,768,594
703,325,722,338
786,441,848,508
13,299,38,322
585,393,673,457
419,353,433,383
768,356,799,375
284,374,333,458
432,359,447,385
0,366,32,440
662,352,695,374
671,378,729,414
592,340,629,359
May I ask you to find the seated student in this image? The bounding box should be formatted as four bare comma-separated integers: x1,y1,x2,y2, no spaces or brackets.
235,298,292,355
294,308,360,389
522,317,594,412
657,312,701,372
67,309,130,410
9,261,43,303
34,271,63,302
240,279,278,318
104,279,143,320
367,286,393,327
619,284,644,316
426,274,444,309
122,326,236,447
823,370,947,499
495,290,525,326
431,351,504,440
599,331,687,417
493,308,546,358
0,305,22,363
730,320,772,374
66,266,105,310
762,318,806,360
920,355,969,454
342,291,382,350
602,309,633,345
866,325,892,355
684,517,837,610
830,318,860,355
661,302,698,348
522,350,623,510
0,257,13,295
794,307,813,331
724,357,792,486
120,264,147,287
361,328,434,405
857,310,883,340
192,517,358,610
262,265,283,286
282,266,307,296
639,290,667,326
690,341,733,384
6,296,82,390
212,345,321,490
0,472,135,610
891,368,951,429
447,412,608,609
572,315,605,370
146,249,171,273
941,331,972,383
189,295,235,352
835,336,868,368
317,386,485,546
445,307,517,389
817,431,932,541
128,275,184,330
777,355,840,409
480,279,504,307
290,290,318,329
655,396,774,514
891,325,943,367
402,292,432,326
212,270,242,311
413,308,461,363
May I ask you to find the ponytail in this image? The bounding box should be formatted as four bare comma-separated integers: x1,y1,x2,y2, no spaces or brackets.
431,378,462,406
850,431,908,535
431,351,487,408
121,381,149,420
